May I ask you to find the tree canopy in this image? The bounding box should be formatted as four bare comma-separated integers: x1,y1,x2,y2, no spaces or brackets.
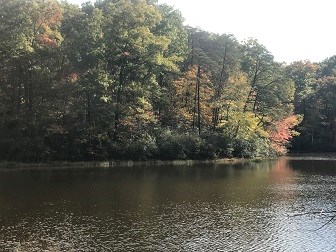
1,0,328,162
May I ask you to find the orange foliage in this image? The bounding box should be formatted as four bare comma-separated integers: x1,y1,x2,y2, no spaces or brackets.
173,65,213,129
38,34,57,47
121,97,157,132
61,72,79,84
34,0,63,47
269,115,302,154
68,72,79,83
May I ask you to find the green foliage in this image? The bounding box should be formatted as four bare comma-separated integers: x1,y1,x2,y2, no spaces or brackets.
119,132,158,161
0,0,302,161
233,137,276,158
0,136,49,162
199,131,233,158
286,56,336,152
156,130,197,160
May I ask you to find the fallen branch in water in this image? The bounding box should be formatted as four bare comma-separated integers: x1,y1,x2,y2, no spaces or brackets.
291,210,336,217
289,209,336,231
314,215,336,231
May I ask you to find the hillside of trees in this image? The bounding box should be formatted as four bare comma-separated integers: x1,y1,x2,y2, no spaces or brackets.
0,0,334,162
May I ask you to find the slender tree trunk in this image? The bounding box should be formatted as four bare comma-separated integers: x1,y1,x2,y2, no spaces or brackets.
86,91,92,124
60,53,66,80
28,74,33,112
234,124,240,137
114,63,124,138
190,37,194,67
158,72,164,88
158,72,164,119
192,76,197,130
17,80,22,112
197,65,201,135
235,58,260,138
212,107,219,130
252,92,258,114
213,46,228,130
243,58,260,112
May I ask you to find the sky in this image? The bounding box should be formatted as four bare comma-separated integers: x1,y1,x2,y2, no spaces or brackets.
68,0,336,63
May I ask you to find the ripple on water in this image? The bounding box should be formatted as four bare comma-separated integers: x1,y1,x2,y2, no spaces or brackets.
1,200,336,251
1,159,336,251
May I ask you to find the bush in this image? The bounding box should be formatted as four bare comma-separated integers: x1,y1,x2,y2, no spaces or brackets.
200,131,233,158
156,129,204,160
124,133,158,160
13,137,50,162
156,130,188,160
232,137,276,158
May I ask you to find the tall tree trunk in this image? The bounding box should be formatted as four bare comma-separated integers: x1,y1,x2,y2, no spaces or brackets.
86,91,92,124
235,58,260,138
243,58,260,112
114,63,124,139
192,77,197,130
197,65,201,135
213,45,228,130
158,72,164,118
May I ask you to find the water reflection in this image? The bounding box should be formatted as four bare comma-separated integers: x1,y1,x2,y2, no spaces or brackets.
0,158,336,251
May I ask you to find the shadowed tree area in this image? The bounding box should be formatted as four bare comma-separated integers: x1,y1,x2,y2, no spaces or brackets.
286,58,336,152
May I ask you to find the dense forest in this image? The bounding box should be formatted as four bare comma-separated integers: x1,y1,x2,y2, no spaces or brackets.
0,0,334,162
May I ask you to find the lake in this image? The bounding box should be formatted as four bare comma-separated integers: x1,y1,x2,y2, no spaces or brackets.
0,156,336,251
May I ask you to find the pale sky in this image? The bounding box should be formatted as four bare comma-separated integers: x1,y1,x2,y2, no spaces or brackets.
68,0,336,63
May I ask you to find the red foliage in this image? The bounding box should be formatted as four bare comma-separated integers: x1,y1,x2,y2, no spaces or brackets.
35,0,63,48
38,34,57,47
269,115,302,154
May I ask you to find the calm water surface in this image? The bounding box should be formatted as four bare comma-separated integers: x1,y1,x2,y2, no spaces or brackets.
0,157,336,251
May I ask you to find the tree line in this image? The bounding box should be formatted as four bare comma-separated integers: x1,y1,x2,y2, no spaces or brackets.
0,0,330,162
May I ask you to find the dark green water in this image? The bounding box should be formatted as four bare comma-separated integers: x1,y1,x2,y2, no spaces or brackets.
0,157,336,251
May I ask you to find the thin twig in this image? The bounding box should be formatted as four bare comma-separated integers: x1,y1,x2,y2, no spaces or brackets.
289,209,336,231
314,215,336,231
290,210,336,217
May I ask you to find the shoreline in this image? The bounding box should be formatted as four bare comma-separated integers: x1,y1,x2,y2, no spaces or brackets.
0,157,270,170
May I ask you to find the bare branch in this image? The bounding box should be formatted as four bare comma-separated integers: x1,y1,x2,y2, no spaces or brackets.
289,209,336,231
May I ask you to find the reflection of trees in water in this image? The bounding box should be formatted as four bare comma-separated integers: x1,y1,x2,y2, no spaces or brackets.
286,155,336,230
267,157,298,202
269,157,296,183
288,159,336,176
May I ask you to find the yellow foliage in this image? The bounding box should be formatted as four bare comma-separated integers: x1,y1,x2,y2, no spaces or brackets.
121,97,157,131
172,66,213,130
